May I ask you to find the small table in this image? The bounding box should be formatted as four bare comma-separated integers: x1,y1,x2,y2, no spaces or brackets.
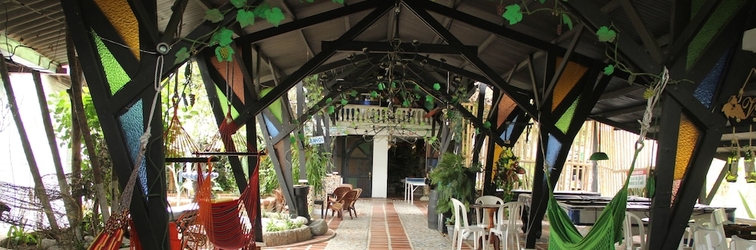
470,203,502,249
403,178,426,203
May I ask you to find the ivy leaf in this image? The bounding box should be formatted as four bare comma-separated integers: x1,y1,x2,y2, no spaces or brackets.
215,45,235,62
433,82,441,91
350,90,358,97
253,3,270,17
484,121,492,129
298,133,305,141
341,99,348,105
424,101,434,111
231,0,247,8
538,0,546,3
603,64,615,75
562,14,573,30
378,82,385,91
332,0,344,4
210,27,234,46
205,9,224,23
425,95,434,103
391,81,397,88
264,7,285,26
326,97,332,103
414,85,420,90
370,91,378,98
596,26,617,43
502,4,523,25
174,47,190,65
236,10,255,28
289,136,297,144
402,99,410,107
414,94,420,99
327,105,335,114
627,74,636,85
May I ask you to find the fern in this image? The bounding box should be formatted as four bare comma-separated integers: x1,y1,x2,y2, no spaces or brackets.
429,153,481,216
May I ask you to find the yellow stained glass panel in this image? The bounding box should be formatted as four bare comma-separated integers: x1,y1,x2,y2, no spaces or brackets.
94,0,140,60
674,115,700,180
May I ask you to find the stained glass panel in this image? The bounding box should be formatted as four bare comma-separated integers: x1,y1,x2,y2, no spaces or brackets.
118,100,148,196
555,98,579,134
94,0,140,59
263,114,279,137
94,30,131,95
694,48,731,108
546,134,561,170
675,114,700,180
497,96,517,127
687,0,745,70
215,84,239,119
552,58,588,111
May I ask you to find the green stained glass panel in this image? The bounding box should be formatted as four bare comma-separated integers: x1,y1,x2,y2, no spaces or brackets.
687,0,745,70
93,30,131,95
215,84,239,118
555,98,579,134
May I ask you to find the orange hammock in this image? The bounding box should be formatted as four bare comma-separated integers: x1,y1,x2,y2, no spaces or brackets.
89,161,142,250
195,157,260,249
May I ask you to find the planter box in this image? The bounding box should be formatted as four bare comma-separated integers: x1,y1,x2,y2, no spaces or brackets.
262,225,312,247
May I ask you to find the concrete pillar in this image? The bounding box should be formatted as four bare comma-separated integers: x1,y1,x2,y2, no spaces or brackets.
372,136,389,198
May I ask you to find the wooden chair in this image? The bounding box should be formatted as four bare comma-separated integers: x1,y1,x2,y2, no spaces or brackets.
325,186,352,219
330,190,359,219
345,188,362,218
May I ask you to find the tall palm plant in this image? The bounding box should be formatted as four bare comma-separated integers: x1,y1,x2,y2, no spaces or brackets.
429,153,480,216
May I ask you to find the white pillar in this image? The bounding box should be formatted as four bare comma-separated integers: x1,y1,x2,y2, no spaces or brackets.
372,136,389,198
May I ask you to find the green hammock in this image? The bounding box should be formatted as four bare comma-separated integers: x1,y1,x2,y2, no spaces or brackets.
546,142,641,250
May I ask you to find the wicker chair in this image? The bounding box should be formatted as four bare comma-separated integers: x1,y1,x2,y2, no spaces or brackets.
325,186,352,219
330,190,359,219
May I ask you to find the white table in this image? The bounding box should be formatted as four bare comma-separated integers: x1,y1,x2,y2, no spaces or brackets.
403,178,426,203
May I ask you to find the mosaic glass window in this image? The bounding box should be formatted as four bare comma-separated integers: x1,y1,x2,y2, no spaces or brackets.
260,88,284,124
555,97,580,134
546,134,561,170
263,114,279,138
687,0,745,70
118,100,148,196
552,58,588,111
501,115,519,142
215,84,240,119
675,114,700,180
211,57,246,104
497,96,517,128
93,30,131,95
94,0,140,59
694,48,731,108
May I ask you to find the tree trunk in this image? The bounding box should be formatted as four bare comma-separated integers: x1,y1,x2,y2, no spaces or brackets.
65,30,110,223
70,76,111,223
0,55,59,231
31,70,79,228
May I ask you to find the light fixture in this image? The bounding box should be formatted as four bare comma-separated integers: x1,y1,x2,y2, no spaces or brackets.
590,123,609,161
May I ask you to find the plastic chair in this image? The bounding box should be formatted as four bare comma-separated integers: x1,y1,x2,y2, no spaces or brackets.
731,235,756,250
618,212,646,250
450,198,487,250
489,201,524,250
693,226,726,250
475,195,504,229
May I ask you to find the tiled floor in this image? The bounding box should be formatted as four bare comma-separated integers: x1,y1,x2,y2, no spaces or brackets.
265,198,550,250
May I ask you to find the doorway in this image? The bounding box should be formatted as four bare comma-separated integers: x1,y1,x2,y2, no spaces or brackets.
342,137,372,197
387,139,424,198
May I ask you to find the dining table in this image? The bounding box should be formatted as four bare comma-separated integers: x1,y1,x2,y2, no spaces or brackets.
470,203,502,249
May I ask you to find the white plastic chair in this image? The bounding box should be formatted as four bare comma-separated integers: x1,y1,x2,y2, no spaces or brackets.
450,198,487,250
475,195,504,230
693,226,726,250
731,235,756,250
489,201,524,250
617,212,646,250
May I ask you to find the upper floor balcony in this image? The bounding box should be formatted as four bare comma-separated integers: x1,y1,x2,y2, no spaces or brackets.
331,104,434,137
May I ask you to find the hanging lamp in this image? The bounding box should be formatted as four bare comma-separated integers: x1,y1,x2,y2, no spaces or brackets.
590,123,609,161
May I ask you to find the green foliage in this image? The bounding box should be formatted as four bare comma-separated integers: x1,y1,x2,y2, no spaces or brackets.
502,5,523,25
561,13,573,30
259,156,279,196
174,47,190,65
237,10,256,27
205,9,224,23
5,225,38,247
596,26,617,43
265,220,284,232
603,64,615,76
429,153,481,215
432,82,441,91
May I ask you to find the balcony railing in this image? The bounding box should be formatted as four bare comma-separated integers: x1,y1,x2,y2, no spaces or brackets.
332,105,433,136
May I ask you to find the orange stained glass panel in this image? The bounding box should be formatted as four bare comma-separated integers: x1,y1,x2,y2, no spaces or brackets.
496,95,517,127
674,114,700,180
94,0,140,60
552,58,588,111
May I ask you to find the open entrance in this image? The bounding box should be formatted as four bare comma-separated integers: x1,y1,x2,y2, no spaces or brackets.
387,138,425,198
342,136,373,197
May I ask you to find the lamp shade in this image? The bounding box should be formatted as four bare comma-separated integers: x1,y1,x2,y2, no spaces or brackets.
589,152,609,161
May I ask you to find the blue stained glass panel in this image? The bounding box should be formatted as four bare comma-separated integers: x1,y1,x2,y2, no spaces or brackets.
263,114,279,137
500,115,519,142
546,134,561,171
694,48,731,108
119,100,148,197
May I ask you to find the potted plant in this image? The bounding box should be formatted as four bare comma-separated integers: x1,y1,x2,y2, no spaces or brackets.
493,146,526,202
429,153,481,233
